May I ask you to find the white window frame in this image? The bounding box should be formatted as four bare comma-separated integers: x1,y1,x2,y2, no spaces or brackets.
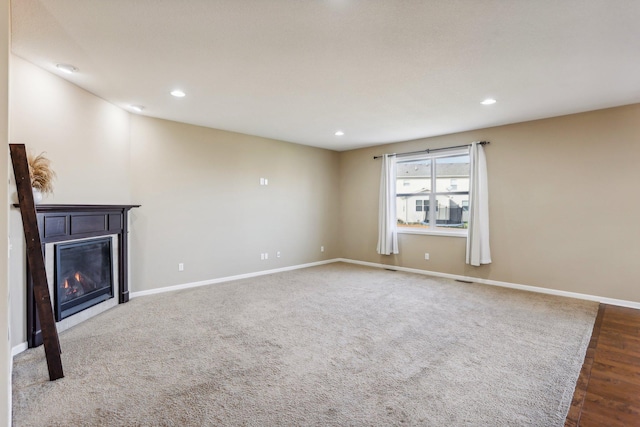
396,148,469,237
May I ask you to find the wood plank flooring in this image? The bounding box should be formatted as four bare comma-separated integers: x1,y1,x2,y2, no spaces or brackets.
565,304,640,427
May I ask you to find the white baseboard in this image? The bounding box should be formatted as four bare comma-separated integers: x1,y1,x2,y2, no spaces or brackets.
12,342,28,357
130,259,342,298
337,258,640,310
13,257,636,358
131,256,640,309
10,259,338,357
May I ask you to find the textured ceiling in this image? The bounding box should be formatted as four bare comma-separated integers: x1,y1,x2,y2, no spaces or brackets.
10,0,640,151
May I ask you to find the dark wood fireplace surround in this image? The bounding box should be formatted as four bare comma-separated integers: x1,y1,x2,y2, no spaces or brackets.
22,204,140,347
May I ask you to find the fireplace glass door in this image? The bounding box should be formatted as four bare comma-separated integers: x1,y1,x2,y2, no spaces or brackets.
54,237,114,321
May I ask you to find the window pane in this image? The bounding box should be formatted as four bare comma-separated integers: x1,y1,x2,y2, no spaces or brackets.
396,159,431,230
397,196,429,229
396,159,431,194
395,153,469,234
435,155,469,193
434,195,469,230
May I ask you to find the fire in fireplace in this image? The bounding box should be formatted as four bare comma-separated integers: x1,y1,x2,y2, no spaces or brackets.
54,238,114,321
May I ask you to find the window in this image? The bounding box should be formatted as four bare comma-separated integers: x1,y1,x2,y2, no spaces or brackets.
415,199,428,212
395,148,470,235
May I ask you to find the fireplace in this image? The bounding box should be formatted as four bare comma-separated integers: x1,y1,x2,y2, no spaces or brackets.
54,238,114,321
24,204,140,348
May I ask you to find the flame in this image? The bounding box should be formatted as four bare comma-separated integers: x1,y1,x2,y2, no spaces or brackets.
64,279,69,289
75,272,81,282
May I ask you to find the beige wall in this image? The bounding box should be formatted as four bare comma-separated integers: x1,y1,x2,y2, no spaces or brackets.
1,0,9,422
9,56,131,204
129,115,340,292
8,56,131,347
8,58,340,347
340,104,640,302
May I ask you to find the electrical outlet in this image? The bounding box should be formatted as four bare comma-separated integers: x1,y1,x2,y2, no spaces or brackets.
264,178,269,185
265,253,269,260
321,246,325,252
424,253,430,260
277,251,281,258
260,253,265,260
178,262,184,271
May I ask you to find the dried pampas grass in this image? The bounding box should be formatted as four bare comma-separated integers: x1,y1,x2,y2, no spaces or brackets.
27,151,56,195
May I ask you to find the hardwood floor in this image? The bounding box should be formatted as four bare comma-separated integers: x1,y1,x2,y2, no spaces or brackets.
565,304,640,426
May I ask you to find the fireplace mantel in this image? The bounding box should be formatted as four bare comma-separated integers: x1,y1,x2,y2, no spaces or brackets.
19,204,140,347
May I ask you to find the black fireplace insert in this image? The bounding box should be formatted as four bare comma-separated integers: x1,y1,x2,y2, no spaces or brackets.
54,237,114,321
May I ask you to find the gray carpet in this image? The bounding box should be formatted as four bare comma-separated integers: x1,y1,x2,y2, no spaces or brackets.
12,262,597,426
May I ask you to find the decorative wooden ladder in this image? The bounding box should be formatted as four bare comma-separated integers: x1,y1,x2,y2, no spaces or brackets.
10,144,64,381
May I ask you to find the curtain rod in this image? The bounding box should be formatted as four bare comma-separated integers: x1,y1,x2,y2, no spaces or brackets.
373,141,489,160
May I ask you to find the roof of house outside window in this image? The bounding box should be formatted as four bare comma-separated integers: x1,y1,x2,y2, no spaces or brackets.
397,163,469,178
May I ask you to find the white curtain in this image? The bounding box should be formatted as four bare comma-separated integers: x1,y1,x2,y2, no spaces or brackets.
377,154,399,255
466,142,491,266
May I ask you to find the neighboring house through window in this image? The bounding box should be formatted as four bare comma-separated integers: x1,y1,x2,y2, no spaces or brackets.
395,148,470,235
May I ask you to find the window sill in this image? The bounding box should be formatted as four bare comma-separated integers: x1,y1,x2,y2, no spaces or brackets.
397,228,467,238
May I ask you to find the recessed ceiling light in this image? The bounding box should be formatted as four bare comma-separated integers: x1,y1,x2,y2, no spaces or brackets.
170,90,186,98
129,105,145,113
56,63,78,74
481,98,497,105
334,130,345,136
